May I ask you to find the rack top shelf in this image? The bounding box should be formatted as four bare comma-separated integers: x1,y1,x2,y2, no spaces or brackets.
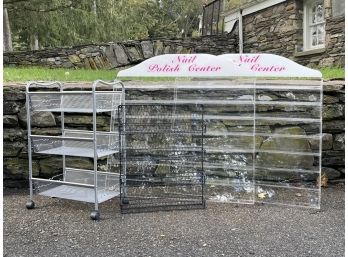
26,80,124,92
28,90,123,113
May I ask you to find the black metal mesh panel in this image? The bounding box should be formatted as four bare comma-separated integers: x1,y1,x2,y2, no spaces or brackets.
118,104,206,213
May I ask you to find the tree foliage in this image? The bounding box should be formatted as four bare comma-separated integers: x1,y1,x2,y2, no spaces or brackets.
5,0,206,51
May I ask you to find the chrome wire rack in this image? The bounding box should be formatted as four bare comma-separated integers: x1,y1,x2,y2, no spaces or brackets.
26,80,124,220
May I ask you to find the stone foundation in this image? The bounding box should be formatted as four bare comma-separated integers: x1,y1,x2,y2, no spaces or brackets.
3,81,345,187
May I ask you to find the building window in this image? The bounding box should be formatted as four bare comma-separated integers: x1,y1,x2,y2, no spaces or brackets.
202,0,223,36
304,0,325,50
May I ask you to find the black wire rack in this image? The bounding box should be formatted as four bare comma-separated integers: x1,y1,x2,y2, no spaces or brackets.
118,104,206,213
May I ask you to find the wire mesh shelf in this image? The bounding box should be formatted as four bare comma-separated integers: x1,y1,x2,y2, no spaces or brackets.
29,92,122,113
31,130,119,158
33,168,119,203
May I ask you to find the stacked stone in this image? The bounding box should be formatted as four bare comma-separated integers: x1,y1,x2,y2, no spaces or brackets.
3,86,110,187
3,81,345,187
242,1,300,57
3,35,237,70
321,81,345,179
324,16,345,67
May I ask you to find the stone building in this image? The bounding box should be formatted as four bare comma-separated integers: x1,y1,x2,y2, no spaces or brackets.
4,0,344,69
203,0,345,67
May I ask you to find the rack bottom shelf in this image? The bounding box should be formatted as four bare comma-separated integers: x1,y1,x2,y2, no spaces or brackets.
38,185,119,203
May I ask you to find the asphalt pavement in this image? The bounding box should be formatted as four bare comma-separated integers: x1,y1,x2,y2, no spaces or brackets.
3,184,345,257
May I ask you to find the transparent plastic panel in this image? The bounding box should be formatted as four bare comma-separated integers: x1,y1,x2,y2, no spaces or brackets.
255,133,320,154
255,105,321,120
205,165,254,204
124,79,322,208
255,184,320,208
125,80,256,205
255,119,321,135
126,80,255,103
194,82,255,204
254,80,322,208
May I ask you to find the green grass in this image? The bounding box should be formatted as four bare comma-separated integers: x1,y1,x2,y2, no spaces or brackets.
319,67,345,80
3,67,119,82
3,66,345,82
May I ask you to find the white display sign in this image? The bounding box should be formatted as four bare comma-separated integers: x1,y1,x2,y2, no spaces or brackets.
117,54,251,77
220,53,322,78
117,53,322,78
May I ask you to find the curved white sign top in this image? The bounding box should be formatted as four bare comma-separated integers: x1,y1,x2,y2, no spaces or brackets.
117,54,252,77
220,53,322,78
117,53,322,78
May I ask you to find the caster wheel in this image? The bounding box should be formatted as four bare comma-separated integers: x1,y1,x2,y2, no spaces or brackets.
26,200,35,209
90,210,100,220
122,198,129,205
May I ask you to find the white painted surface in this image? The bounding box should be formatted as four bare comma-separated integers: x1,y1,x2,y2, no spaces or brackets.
220,53,322,77
118,53,322,78
117,54,252,77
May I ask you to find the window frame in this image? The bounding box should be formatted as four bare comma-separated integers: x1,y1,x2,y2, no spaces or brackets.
303,0,326,51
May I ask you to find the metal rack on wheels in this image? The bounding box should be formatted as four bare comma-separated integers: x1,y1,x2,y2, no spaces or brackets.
25,80,125,220
118,104,206,213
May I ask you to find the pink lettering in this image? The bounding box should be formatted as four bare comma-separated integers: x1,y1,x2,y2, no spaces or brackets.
250,64,286,72
188,64,222,72
240,54,260,63
176,55,197,64
148,64,180,72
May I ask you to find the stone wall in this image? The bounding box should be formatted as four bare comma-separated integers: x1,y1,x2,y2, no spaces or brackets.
3,35,237,70
4,0,344,70
323,15,345,67
3,81,345,187
240,1,302,59
230,0,345,67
